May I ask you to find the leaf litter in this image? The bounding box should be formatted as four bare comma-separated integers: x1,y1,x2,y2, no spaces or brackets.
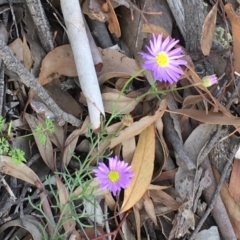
0,0,240,239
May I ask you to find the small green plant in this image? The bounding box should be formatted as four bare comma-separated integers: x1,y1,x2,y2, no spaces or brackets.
35,118,55,145
0,137,10,154
8,149,26,165
0,117,55,165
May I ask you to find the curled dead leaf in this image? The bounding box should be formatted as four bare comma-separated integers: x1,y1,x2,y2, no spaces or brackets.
102,92,140,114
224,3,240,72
38,45,77,85
201,1,218,55
104,0,121,37
0,155,41,186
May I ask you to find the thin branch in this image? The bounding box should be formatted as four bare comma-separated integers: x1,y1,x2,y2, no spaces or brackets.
25,0,54,52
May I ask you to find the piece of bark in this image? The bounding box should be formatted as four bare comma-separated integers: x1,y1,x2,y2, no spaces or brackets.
182,0,205,53
166,0,185,40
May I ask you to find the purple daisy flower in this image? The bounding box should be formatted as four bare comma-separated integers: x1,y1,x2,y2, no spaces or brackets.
140,34,187,84
93,156,134,196
201,74,218,87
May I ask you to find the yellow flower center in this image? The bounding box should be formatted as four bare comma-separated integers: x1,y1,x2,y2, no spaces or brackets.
108,171,120,182
155,52,169,67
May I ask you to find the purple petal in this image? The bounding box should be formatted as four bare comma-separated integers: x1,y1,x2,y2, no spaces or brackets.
161,37,171,51
146,46,155,56
168,47,182,57
164,39,179,53
168,65,184,75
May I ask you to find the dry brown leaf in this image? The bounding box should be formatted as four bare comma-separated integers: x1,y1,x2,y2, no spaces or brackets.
9,37,33,71
229,159,240,204
56,176,80,239
224,3,240,72
153,117,168,181
0,215,43,240
44,79,82,117
102,92,139,114
106,121,123,133
183,94,207,108
24,113,55,171
143,192,157,225
201,1,218,55
110,98,167,149
133,206,141,240
115,77,129,90
152,169,178,182
104,0,121,37
97,48,142,84
149,189,181,210
122,137,136,164
23,35,33,71
103,191,116,211
0,156,41,186
102,86,120,93
99,72,131,84
73,178,109,198
168,108,240,126
82,0,107,22
142,23,170,37
62,117,90,166
121,124,155,213
147,184,169,190
213,168,240,238
38,45,77,85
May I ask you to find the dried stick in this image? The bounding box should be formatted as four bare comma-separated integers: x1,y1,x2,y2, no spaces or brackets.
0,40,82,127
0,176,16,201
25,0,54,52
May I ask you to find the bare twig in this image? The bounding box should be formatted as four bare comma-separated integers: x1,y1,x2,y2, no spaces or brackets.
0,40,82,127
9,0,19,38
0,176,16,201
25,0,54,52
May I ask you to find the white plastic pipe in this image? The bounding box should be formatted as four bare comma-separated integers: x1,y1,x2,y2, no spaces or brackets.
60,0,105,129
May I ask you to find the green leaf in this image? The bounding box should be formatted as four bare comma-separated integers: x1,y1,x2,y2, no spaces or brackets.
45,119,54,134
9,149,26,165
0,137,10,154
0,116,5,132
